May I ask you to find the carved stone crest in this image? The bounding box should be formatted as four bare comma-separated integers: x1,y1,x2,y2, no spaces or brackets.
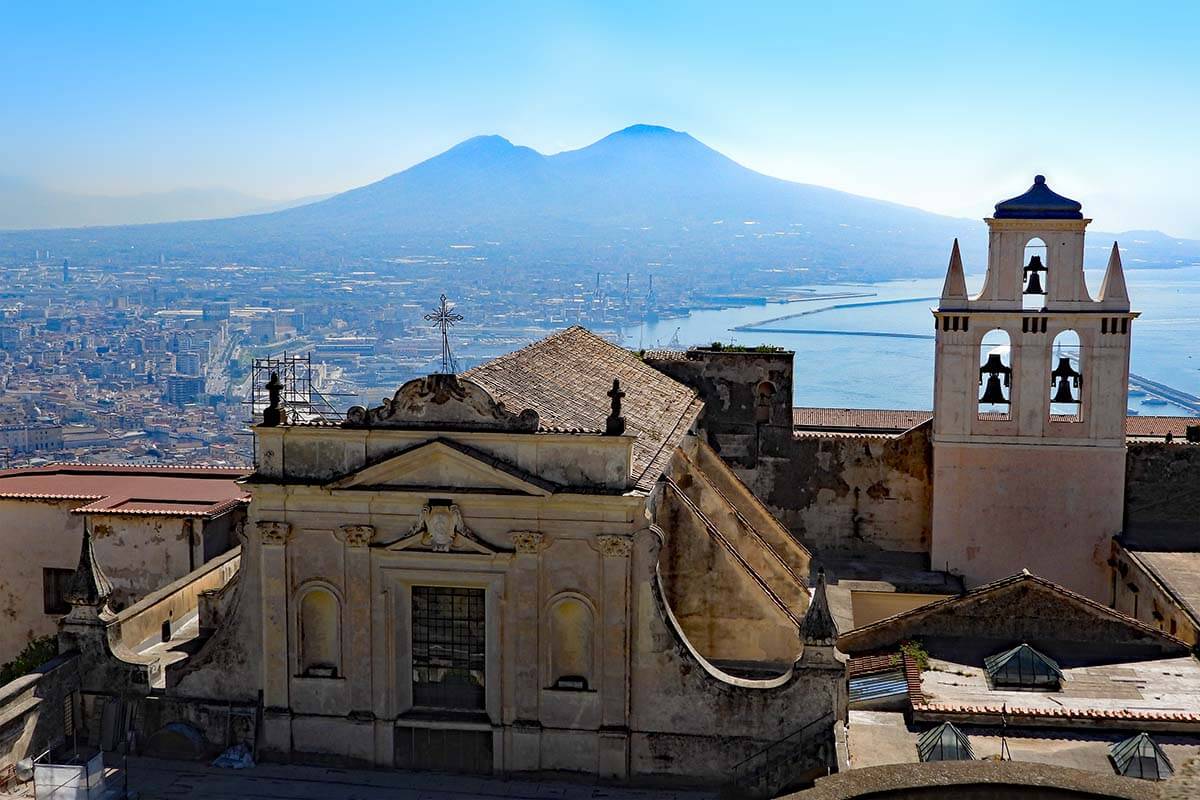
596,535,633,557
511,531,545,554
258,521,292,546
415,503,465,552
344,374,538,432
341,525,375,547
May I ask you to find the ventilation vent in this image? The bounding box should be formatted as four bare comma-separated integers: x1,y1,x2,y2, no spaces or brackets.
917,722,975,762
1110,732,1174,781
984,643,1062,690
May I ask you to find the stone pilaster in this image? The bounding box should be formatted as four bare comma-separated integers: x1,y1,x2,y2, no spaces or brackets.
597,534,631,779
258,521,292,711
509,531,544,772
342,525,374,714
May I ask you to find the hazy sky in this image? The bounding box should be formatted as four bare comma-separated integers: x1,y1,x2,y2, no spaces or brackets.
4,2,1199,236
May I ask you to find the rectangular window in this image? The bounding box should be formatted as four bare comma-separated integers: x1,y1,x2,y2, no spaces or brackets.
411,586,485,710
43,567,74,614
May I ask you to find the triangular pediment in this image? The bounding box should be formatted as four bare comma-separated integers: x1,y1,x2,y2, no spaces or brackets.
839,573,1188,657
326,437,558,496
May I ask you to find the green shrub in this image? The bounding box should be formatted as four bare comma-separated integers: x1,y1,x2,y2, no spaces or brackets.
900,639,929,671
0,635,58,686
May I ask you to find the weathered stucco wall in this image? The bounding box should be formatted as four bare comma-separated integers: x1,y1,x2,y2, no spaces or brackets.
742,426,933,557
0,498,243,664
646,348,933,559
931,443,1122,600
1124,443,1200,544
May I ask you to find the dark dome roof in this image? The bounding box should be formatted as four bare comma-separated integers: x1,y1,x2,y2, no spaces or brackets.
994,175,1083,220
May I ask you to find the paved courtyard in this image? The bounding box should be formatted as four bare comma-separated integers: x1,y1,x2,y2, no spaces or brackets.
98,757,717,800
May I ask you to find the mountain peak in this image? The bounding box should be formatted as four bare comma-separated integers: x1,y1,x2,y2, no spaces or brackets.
613,123,685,137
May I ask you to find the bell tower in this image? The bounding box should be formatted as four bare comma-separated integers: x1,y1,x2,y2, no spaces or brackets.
930,176,1136,600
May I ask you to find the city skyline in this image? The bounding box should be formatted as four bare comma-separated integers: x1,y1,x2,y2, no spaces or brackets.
3,2,1200,237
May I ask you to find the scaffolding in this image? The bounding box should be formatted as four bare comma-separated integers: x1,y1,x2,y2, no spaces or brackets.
242,353,353,464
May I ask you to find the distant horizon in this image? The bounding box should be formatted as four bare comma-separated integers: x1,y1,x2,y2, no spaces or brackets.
3,123,1197,240
3,2,1199,237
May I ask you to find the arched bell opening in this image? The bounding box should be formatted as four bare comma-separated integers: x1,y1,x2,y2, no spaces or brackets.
1049,329,1083,422
978,328,1013,420
1022,237,1048,311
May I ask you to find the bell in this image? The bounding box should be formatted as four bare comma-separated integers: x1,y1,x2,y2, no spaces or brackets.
1051,376,1077,404
1023,254,1047,296
1023,270,1045,296
980,373,1009,404
1050,356,1081,404
979,353,1012,404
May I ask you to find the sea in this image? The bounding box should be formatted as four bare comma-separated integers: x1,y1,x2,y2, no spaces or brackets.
620,265,1200,414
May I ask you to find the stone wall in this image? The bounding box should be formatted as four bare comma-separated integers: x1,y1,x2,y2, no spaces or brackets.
0,653,80,774
647,348,933,559
747,427,933,557
1124,443,1200,545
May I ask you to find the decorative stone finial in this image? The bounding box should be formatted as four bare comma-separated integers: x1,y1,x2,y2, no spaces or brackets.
605,378,626,436
939,238,968,308
801,568,838,646
1098,241,1130,311
64,525,114,613
263,371,286,427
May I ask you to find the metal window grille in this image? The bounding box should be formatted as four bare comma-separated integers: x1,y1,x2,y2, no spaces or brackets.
411,586,485,710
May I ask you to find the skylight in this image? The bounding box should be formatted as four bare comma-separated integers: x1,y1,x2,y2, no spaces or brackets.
1110,732,1174,781
916,722,975,762
983,643,1063,690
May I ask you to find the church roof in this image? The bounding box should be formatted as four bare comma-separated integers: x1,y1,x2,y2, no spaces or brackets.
466,326,704,491
993,175,1083,220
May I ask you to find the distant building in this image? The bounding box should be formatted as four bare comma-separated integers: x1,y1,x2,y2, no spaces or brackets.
165,374,205,406
175,351,203,377
0,424,63,456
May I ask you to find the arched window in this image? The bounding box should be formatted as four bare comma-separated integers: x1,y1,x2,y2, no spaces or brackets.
1049,330,1082,421
548,595,594,691
978,328,1012,420
1022,237,1048,310
755,380,778,424
298,585,341,678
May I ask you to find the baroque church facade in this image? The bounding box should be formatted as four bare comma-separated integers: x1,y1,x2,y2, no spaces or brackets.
180,328,842,782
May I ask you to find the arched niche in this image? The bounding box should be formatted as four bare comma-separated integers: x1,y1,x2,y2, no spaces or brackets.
1022,237,1048,310
546,593,596,691
978,328,1013,420
755,380,778,423
297,582,342,678
1049,329,1083,421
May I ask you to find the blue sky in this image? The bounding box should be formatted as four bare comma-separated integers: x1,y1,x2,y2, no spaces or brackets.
3,1,1198,236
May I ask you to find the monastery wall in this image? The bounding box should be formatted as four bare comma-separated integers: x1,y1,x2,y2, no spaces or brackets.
1124,442,1200,544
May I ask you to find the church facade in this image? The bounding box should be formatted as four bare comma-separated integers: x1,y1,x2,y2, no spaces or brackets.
197,328,842,784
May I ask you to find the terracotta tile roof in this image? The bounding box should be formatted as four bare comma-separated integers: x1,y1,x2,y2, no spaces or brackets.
0,464,249,517
792,408,1197,439
913,700,1200,727
793,407,932,434
1126,415,1197,440
466,327,703,492
847,653,899,677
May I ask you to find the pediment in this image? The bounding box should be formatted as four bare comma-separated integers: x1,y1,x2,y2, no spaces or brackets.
344,374,538,432
326,438,557,497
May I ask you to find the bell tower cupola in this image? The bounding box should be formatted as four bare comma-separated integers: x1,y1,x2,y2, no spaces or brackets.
929,175,1137,601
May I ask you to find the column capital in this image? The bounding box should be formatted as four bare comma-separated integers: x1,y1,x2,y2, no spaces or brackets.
257,520,292,546
341,524,375,547
511,531,545,554
596,535,633,558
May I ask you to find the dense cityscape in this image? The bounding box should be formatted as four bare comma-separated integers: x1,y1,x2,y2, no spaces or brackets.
0,249,848,468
